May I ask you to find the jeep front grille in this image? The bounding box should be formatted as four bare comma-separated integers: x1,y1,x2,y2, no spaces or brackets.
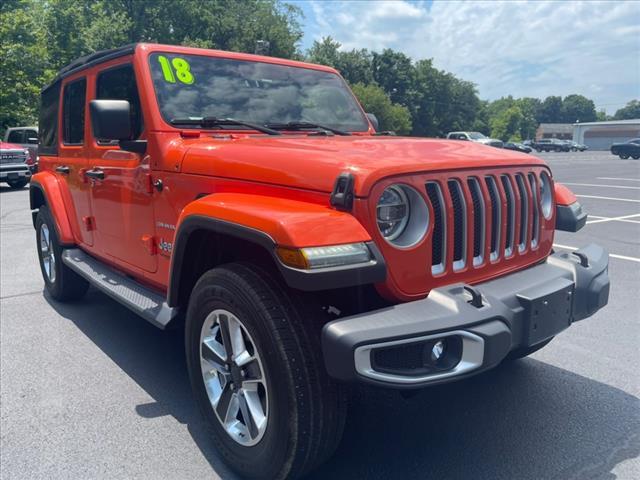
425,170,543,273
0,150,27,165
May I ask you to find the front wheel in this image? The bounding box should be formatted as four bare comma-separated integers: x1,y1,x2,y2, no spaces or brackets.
620,154,629,159
632,155,639,160
185,263,346,480
7,178,29,189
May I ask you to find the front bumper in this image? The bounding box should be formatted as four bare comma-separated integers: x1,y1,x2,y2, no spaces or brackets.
0,165,31,181
322,244,609,388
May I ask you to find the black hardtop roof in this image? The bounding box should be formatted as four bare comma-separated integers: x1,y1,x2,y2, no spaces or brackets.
42,44,137,93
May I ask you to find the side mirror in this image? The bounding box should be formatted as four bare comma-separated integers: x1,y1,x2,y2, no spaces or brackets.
366,113,379,132
89,99,146,154
90,99,132,140
27,137,38,144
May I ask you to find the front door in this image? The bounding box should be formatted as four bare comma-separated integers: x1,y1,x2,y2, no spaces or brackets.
87,63,157,273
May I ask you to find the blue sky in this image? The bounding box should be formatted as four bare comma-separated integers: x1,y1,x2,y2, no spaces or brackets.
291,0,640,114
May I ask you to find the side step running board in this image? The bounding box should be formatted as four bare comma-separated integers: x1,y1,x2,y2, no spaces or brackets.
62,249,178,329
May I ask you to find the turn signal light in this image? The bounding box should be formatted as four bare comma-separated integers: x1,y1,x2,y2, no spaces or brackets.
276,242,372,270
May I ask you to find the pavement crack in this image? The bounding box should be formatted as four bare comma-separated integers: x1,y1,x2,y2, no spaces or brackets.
0,290,43,300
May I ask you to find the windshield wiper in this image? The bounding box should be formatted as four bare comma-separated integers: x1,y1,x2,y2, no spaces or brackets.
265,121,351,136
170,117,281,135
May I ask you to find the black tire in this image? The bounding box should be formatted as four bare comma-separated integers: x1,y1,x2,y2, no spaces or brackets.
632,155,639,160
185,263,347,480
620,154,629,159
7,178,29,189
35,206,89,301
504,337,554,361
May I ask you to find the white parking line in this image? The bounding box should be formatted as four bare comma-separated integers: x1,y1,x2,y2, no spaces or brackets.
563,182,640,190
553,244,640,263
587,214,640,225
597,177,640,182
576,194,640,203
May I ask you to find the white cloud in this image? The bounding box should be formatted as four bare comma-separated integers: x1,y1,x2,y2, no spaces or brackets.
304,0,640,113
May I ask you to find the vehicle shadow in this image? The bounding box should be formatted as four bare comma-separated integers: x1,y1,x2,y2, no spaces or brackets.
46,290,639,480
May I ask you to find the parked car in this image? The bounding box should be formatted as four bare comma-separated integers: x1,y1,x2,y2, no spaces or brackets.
566,141,588,152
30,44,610,480
610,138,640,159
0,141,34,189
4,126,38,162
503,142,532,153
532,138,571,152
446,131,503,148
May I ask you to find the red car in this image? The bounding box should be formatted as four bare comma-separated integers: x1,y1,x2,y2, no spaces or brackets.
30,43,609,479
1,141,34,189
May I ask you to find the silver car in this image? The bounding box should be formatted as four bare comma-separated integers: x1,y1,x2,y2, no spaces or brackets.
4,126,38,160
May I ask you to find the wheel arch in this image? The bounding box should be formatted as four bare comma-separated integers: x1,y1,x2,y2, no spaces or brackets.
29,173,75,245
167,193,385,309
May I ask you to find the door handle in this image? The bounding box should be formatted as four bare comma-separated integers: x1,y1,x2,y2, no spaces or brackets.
85,169,105,180
55,165,70,175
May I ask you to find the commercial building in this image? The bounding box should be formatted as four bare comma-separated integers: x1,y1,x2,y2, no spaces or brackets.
573,119,640,150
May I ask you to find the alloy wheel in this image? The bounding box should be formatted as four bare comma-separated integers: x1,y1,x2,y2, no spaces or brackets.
200,309,269,446
39,223,56,283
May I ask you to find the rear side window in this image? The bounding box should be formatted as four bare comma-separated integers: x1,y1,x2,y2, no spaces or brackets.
39,82,61,155
96,65,143,140
62,78,87,145
7,130,24,143
25,129,38,142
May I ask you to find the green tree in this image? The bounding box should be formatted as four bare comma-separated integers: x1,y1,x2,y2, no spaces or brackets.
350,83,412,135
0,0,304,132
516,97,541,139
371,49,415,107
490,105,523,141
561,94,596,123
613,100,640,120
307,37,373,84
538,96,563,123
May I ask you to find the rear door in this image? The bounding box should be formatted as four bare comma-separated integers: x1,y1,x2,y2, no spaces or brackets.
58,76,94,246
87,64,157,273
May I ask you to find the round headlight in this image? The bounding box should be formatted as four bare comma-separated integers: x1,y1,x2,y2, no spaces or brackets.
377,184,429,247
540,172,553,219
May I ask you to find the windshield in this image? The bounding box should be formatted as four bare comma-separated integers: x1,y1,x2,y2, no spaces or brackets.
148,53,369,132
468,132,486,140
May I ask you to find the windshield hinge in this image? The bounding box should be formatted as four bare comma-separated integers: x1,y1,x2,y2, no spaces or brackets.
330,172,355,211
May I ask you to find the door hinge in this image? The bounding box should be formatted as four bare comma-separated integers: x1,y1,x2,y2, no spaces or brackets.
83,216,95,231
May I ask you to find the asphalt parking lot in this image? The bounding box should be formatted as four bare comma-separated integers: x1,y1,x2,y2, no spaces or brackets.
1,151,639,480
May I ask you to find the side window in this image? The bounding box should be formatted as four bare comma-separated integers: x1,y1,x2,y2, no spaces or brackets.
25,129,38,142
62,78,87,145
39,82,61,155
7,130,24,143
96,65,143,141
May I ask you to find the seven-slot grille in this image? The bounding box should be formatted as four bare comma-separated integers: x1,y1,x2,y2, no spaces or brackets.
426,171,542,275
0,150,27,165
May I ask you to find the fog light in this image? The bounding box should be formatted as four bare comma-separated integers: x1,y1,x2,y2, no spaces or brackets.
431,340,445,362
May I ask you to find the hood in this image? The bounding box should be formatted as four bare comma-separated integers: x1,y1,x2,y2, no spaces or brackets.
0,142,24,150
181,135,546,196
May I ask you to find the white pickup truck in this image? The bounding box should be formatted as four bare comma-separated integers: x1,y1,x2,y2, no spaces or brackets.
447,131,503,148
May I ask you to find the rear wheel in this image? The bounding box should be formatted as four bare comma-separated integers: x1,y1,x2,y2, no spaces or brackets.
7,178,28,189
632,155,639,160
186,263,346,479
35,206,89,301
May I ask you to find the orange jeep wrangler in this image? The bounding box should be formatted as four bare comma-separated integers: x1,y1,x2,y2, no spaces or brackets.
31,43,610,479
